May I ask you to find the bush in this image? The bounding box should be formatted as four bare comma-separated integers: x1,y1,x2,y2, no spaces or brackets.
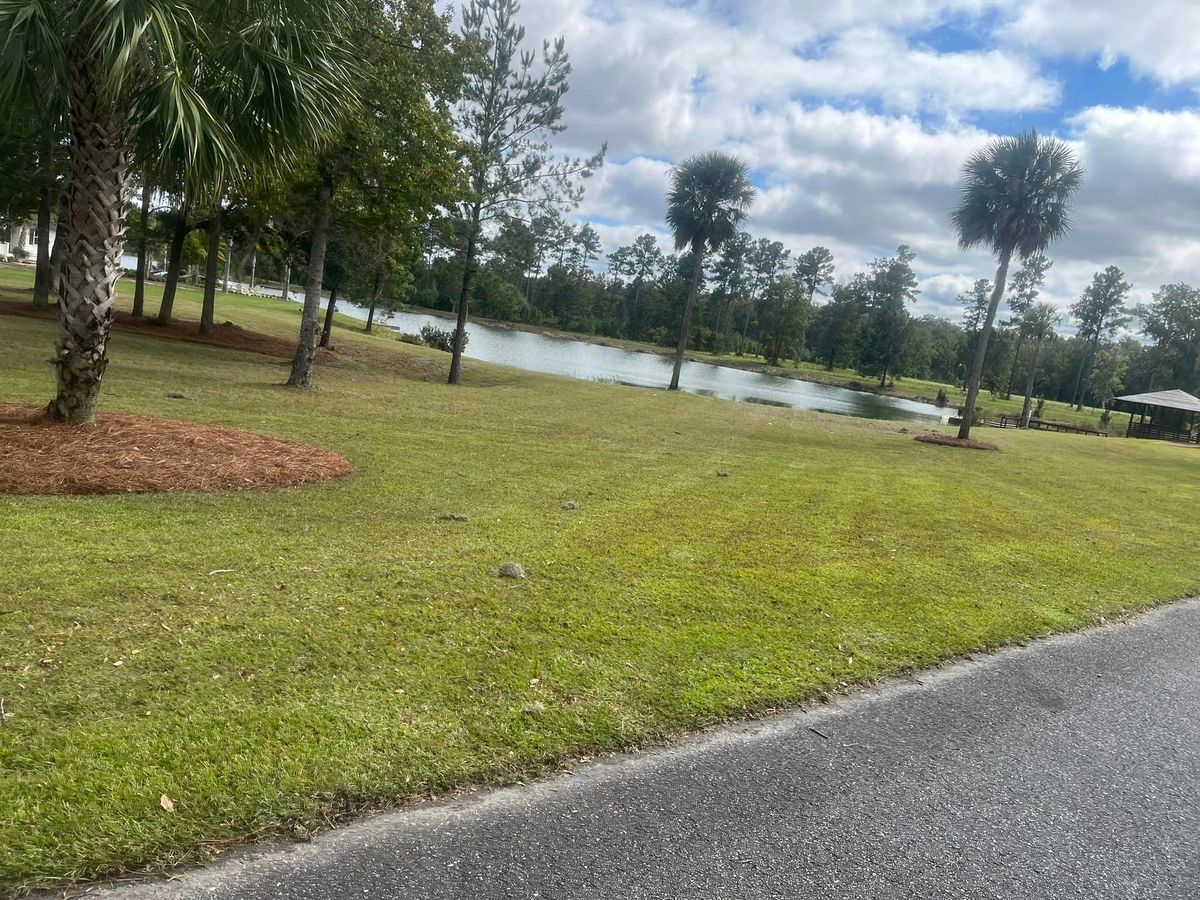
419,324,466,353
935,388,949,407
397,332,423,346
644,327,671,347
11,247,30,261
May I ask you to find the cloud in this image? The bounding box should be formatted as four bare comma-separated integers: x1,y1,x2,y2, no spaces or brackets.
1003,1,1200,87
454,1,1200,327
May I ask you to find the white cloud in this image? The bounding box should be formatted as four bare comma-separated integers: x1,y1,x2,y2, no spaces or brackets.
453,1,1200,326
1003,1,1200,86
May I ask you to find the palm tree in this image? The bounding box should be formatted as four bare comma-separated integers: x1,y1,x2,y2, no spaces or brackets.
665,152,756,390
0,0,355,424
1018,302,1061,427
951,131,1082,439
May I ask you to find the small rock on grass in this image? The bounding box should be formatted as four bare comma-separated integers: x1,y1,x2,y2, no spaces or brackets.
523,701,547,717
495,562,526,579
437,513,470,522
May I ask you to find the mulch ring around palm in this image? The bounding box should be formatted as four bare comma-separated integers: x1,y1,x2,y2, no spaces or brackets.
915,432,1000,452
0,405,353,495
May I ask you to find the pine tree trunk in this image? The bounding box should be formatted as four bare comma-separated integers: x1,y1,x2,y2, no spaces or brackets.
320,286,338,349
670,250,706,391
32,120,55,309
365,268,385,333
156,205,189,326
1020,337,1044,428
47,52,132,425
200,206,223,336
958,248,1012,440
1074,338,1099,410
131,182,151,317
279,253,291,301
449,210,481,386
288,180,333,387
1005,332,1026,400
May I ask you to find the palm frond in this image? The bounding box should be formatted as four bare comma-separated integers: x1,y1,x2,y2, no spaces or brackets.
951,130,1084,260
666,151,756,254
0,0,66,106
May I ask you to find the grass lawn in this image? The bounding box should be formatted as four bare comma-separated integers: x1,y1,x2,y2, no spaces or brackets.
2,264,1198,894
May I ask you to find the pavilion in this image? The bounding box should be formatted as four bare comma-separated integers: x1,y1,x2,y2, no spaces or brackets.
1112,389,1200,444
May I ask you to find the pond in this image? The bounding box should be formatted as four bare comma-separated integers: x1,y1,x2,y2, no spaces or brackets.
276,289,945,424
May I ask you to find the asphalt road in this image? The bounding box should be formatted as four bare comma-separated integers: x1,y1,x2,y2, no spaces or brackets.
93,598,1200,900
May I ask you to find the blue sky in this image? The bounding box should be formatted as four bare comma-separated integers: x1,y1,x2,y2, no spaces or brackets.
495,0,1200,323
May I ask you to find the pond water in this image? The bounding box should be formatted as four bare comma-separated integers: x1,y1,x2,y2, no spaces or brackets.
270,287,945,424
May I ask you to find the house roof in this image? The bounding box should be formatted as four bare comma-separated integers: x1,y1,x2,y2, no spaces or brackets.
1113,389,1200,413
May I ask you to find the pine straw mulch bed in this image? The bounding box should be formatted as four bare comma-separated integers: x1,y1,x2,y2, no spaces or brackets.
0,405,353,496
914,432,1000,452
0,300,334,362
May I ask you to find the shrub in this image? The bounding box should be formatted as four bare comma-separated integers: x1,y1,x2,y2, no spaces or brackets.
397,332,423,346
419,324,464,353
935,388,949,407
11,247,30,261
644,327,670,347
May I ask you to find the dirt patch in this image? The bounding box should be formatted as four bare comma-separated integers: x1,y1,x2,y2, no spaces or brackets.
0,405,352,495
915,433,1000,452
0,300,334,362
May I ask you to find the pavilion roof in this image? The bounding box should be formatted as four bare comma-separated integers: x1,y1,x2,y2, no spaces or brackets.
1113,389,1200,413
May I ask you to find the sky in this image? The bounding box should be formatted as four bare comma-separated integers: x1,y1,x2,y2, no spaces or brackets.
477,0,1200,326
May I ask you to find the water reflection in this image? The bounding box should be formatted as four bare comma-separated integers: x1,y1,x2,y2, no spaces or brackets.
273,290,944,424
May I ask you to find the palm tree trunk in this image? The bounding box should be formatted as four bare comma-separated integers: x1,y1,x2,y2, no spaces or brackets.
449,205,482,386
32,120,55,309
288,179,333,387
222,239,232,293
669,250,705,391
156,204,189,326
958,248,1012,440
47,52,132,425
1020,336,1044,428
199,206,223,336
131,182,151,317
319,286,338,349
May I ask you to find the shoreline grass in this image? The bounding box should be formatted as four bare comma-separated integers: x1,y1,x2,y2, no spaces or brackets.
1,266,1197,894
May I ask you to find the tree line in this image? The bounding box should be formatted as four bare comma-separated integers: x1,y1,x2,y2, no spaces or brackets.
2,1,1198,431
0,0,601,423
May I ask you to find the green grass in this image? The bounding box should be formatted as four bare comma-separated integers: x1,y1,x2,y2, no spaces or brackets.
2,264,1198,894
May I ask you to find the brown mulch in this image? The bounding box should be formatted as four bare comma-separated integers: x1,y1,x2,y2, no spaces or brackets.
0,405,352,495
914,433,1000,452
0,300,334,362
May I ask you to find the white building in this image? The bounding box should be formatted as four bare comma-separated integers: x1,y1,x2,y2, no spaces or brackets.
2,220,138,270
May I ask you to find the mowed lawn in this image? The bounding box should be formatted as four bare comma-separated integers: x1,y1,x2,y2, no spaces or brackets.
1,265,1198,893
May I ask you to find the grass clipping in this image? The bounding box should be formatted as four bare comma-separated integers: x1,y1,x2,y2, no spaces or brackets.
915,432,1000,452
0,405,352,495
